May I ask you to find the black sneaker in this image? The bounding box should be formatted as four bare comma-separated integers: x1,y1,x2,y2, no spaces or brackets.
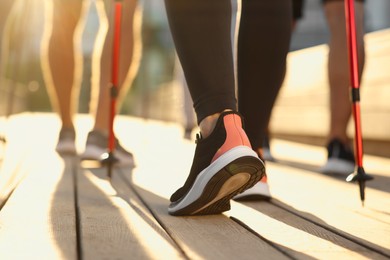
321,138,355,175
168,111,265,216
262,134,275,162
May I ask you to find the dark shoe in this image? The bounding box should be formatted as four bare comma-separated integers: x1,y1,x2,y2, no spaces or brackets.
168,111,265,216
81,130,134,167
321,138,355,175
262,135,275,162
56,127,77,155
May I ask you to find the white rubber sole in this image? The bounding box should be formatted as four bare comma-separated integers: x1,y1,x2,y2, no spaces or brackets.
56,140,77,155
168,146,261,215
233,180,271,200
320,158,355,175
81,145,134,167
262,148,275,162
193,173,251,214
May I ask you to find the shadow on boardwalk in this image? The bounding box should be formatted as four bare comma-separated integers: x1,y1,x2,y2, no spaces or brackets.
0,113,389,259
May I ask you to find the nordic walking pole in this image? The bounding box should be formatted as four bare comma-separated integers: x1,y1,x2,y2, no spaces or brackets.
101,0,123,179
344,0,373,206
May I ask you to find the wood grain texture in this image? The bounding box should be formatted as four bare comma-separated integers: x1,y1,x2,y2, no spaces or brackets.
1,113,388,259
0,154,77,259
229,200,387,259
77,167,182,259
130,183,289,260
266,139,390,257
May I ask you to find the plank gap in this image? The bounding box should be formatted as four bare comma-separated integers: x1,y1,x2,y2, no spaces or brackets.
72,158,83,260
116,169,190,260
271,200,390,259
230,216,297,260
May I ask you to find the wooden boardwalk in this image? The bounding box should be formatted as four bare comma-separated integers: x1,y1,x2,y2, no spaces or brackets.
0,113,389,259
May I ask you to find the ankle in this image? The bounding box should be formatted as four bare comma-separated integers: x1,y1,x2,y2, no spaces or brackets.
255,148,263,158
61,123,74,131
91,128,108,136
199,109,232,138
328,135,349,145
199,113,219,138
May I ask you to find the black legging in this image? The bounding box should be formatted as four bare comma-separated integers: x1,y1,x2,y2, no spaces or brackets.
164,0,292,150
238,0,292,149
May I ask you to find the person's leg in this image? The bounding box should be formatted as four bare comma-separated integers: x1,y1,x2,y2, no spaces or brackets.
91,0,141,132
48,1,83,130
0,0,14,48
233,0,292,200
237,0,292,154
326,0,365,144
262,0,303,162
164,0,265,216
166,1,237,129
291,0,305,30
0,0,14,85
41,0,84,154
0,0,14,145
174,55,196,139
82,0,142,165
322,0,365,174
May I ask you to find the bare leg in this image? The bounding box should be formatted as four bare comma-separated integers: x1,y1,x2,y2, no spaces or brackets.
324,1,365,145
91,0,142,134
0,0,14,49
80,0,141,164
0,0,14,84
42,0,85,130
0,0,14,138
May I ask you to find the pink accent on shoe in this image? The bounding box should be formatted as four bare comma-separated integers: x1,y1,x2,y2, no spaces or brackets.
260,175,267,183
212,113,252,162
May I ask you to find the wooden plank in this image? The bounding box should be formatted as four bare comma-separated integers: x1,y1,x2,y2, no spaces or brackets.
112,168,186,259
0,154,78,259
77,166,182,259
113,114,390,258
113,121,289,259
265,139,390,257
2,113,388,259
0,113,70,207
129,181,289,260
0,148,30,208
228,200,387,259
0,114,38,206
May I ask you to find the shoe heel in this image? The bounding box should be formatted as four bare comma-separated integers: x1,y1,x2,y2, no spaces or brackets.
193,156,265,215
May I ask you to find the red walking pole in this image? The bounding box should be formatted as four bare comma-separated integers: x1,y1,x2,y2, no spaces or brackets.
101,0,123,178
344,0,373,206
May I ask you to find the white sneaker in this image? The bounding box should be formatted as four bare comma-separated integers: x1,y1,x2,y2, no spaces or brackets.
56,128,77,155
262,147,275,162
320,138,355,175
321,158,355,175
234,176,271,201
81,130,134,167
